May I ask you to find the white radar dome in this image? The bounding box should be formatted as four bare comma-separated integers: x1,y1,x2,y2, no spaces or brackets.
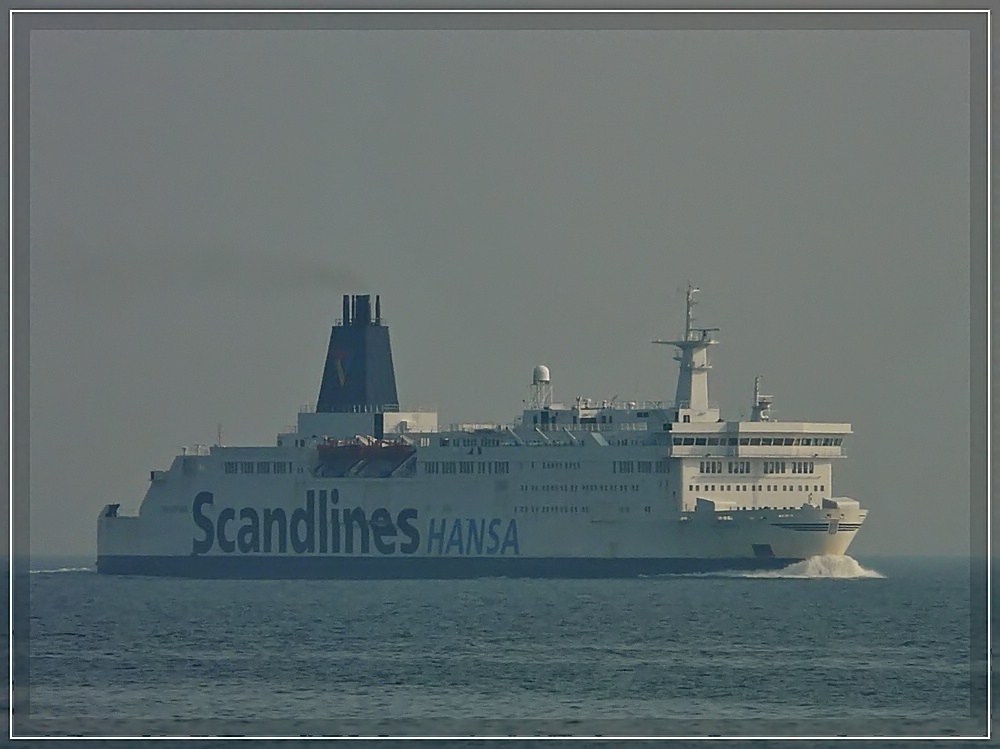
532,365,551,384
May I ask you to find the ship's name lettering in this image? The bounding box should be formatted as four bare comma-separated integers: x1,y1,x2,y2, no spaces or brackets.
191,490,419,556
191,491,520,557
425,518,519,556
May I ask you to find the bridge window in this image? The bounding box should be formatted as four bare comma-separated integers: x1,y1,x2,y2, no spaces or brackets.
224,462,237,474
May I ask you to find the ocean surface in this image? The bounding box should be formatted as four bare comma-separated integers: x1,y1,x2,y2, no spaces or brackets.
13,554,988,744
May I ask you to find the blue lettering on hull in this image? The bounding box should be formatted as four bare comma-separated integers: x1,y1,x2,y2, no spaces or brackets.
192,490,421,556
425,518,520,556
191,491,516,557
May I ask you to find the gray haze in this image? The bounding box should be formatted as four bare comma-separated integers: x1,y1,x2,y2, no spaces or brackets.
26,27,970,558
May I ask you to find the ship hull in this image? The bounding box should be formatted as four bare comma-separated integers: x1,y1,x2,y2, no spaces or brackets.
96,476,865,579
95,553,799,579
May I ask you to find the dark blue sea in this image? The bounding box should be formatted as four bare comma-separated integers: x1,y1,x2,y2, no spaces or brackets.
13,555,988,745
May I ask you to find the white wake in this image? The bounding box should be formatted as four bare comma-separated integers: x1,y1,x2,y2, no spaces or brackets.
746,555,884,579
29,566,94,574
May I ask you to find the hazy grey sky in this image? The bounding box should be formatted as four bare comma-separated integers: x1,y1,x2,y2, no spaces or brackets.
25,21,972,557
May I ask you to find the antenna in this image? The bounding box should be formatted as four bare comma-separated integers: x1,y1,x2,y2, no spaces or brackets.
652,284,720,419
529,365,553,408
684,283,700,339
750,376,774,422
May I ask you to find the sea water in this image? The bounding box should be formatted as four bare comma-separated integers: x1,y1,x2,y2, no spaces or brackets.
14,555,985,742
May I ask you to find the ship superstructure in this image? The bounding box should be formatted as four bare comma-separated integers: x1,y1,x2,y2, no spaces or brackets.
97,290,866,577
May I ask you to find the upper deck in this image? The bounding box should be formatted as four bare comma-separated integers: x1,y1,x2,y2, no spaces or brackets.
195,287,850,468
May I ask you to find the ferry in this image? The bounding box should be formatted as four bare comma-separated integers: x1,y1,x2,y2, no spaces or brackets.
97,288,867,577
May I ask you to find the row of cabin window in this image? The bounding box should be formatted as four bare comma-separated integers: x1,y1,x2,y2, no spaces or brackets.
690,483,825,492
224,461,293,475
421,460,669,475
699,460,816,475
541,461,582,470
519,483,641,493
514,505,590,514
439,437,501,447
514,504,655,515
673,436,843,447
541,414,606,425
613,460,670,474
423,461,510,475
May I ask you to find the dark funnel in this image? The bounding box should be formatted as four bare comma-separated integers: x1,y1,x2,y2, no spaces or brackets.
316,294,400,413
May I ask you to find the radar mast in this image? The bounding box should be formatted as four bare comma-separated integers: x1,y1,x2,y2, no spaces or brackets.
750,375,774,422
653,284,720,423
